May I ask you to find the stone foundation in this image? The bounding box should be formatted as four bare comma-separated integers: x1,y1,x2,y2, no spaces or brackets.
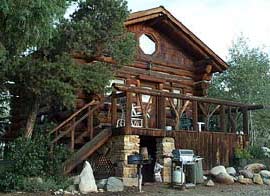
98,135,175,184
98,135,140,178
156,137,175,183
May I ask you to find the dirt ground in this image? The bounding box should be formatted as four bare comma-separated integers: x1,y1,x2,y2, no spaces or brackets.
1,183,270,196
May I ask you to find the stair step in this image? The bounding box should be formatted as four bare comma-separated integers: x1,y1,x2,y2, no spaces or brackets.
63,128,112,174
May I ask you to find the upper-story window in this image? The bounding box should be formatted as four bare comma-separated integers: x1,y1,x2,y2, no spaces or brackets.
139,34,156,55
105,79,125,96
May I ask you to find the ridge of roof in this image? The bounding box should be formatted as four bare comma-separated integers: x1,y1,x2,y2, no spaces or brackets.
125,6,229,71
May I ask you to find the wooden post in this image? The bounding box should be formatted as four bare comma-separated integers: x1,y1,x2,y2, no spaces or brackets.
125,91,132,133
220,105,226,132
158,83,166,129
70,118,75,152
242,107,249,135
228,106,232,133
88,107,93,139
228,106,236,133
111,91,117,127
192,101,198,131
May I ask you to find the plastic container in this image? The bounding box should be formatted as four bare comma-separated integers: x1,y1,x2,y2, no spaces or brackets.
195,158,204,184
173,166,185,184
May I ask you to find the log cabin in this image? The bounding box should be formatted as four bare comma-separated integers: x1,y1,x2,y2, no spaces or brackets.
8,7,266,183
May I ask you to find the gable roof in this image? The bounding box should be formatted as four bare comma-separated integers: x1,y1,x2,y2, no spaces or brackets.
125,6,229,72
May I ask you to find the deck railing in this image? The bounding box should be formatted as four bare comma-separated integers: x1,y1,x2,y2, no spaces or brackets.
112,84,263,134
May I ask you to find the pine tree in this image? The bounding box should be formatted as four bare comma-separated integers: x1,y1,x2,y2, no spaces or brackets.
0,0,136,138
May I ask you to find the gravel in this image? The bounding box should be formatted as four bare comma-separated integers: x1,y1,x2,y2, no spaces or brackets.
1,183,270,196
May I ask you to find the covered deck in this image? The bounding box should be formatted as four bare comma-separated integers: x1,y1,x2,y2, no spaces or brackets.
111,84,263,169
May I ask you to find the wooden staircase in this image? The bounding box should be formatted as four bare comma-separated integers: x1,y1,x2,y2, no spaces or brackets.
49,100,112,174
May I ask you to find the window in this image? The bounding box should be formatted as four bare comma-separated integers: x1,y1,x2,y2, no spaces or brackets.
139,34,156,55
105,79,125,96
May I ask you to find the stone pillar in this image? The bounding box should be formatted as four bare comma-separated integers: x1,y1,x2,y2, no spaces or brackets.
156,137,175,183
99,135,140,178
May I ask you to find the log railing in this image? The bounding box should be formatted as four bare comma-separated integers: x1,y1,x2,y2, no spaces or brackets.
112,84,263,134
49,100,101,151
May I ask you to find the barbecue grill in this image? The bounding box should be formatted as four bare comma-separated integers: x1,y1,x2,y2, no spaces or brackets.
171,149,204,188
172,149,195,164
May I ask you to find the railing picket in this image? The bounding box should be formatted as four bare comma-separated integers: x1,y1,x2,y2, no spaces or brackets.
70,118,75,151
88,108,93,139
192,101,198,131
50,101,100,147
125,91,132,133
110,85,255,134
111,91,117,127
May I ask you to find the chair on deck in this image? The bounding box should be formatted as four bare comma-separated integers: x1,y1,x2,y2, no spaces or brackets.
116,103,143,128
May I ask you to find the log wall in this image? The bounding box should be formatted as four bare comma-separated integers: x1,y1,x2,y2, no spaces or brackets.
119,24,197,95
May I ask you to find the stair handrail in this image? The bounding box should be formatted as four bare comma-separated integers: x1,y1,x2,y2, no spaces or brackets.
49,100,102,150
49,100,99,136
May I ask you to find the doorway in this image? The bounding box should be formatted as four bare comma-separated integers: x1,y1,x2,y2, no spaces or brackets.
140,136,157,182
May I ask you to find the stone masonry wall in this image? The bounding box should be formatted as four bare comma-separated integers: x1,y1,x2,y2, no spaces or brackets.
98,135,140,178
156,137,175,183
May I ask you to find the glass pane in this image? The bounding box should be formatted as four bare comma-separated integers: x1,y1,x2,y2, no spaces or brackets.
139,34,156,55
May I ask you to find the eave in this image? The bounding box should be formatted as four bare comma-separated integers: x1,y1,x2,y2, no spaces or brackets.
125,6,229,73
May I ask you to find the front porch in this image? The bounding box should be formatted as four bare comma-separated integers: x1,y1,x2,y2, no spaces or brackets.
111,84,262,134
110,84,262,169
49,84,264,174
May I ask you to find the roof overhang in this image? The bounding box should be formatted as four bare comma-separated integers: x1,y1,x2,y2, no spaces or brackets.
125,6,229,73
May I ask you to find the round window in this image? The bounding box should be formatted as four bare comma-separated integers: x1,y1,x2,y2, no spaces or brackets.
139,34,156,55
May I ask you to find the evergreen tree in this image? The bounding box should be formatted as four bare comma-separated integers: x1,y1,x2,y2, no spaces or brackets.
0,0,136,138
209,36,270,141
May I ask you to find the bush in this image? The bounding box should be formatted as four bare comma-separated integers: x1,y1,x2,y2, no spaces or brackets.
0,130,71,192
234,145,268,161
248,145,266,159
234,147,252,160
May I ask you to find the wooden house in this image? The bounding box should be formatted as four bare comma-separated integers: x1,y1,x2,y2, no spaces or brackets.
49,7,263,183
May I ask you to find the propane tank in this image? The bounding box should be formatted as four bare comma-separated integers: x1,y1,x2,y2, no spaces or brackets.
173,166,185,184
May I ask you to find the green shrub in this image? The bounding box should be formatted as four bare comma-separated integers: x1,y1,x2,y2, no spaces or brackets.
234,147,253,160
248,145,266,159
0,130,71,192
235,145,268,161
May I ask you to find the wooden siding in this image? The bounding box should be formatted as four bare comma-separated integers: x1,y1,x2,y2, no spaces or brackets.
112,127,247,170
118,24,196,95
174,131,248,170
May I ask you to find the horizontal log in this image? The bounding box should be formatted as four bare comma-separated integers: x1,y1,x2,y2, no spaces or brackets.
138,74,166,83
113,73,194,91
119,67,194,86
137,56,195,72
195,64,213,74
113,84,264,110
132,62,195,78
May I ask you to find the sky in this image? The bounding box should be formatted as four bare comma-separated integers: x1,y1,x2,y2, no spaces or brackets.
127,0,270,60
